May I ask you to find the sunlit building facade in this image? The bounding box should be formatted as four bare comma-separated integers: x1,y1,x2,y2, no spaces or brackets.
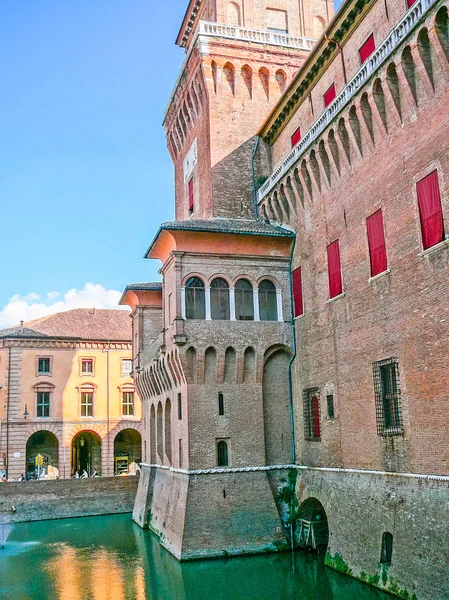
0,309,142,480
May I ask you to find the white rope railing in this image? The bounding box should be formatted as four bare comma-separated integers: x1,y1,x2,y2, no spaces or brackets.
258,0,437,203
139,462,449,482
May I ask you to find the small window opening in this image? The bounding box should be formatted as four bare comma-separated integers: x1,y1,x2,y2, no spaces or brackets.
327,395,335,419
380,532,393,565
217,440,229,466
177,393,182,420
218,392,225,416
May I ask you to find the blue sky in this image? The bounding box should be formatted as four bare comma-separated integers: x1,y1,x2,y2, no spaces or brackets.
0,0,188,325
0,0,339,327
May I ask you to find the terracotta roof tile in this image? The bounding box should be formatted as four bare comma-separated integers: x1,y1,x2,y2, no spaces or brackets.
0,308,131,341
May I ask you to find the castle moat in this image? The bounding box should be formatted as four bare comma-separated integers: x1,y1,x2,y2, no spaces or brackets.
0,513,394,600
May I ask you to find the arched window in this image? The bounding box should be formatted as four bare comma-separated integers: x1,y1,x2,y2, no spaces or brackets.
165,399,172,464
235,279,254,320
218,393,225,416
258,280,277,321
241,65,252,98
217,440,229,466
227,1,241,25
185,277,206,319
223,62,235,95
210,278,230,320
380,532,393,565
313,16,325,38
275,69,286,94
157,402,164,461
259,67,270,99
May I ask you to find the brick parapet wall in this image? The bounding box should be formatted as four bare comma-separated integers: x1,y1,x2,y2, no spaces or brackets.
0,476,139,523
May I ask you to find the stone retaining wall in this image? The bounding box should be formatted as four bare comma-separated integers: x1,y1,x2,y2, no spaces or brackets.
0,476,139,523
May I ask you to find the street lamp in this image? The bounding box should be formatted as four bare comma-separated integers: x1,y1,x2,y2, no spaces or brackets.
22,405,29,419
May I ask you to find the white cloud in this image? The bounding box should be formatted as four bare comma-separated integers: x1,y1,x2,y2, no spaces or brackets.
0,283,128,329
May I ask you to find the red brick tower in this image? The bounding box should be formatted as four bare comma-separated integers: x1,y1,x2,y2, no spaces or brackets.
122,0,333,560
164,0,333,220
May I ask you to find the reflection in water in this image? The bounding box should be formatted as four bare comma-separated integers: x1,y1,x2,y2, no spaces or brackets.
0,514,392,600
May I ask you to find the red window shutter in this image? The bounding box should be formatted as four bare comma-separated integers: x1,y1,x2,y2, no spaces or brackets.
359,34,375,64
291,127,301,148
416,170,444,249
188,178,194,212
292,267,303,317
406,0,417,7
327,240,343,299
324,83,336,108
312,396,321,438
366,209,387,277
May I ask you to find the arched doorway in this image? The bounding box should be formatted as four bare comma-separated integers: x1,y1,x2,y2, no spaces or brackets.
114,429,142,475
71,431,102,476
26,431,59,479
296,497,329,552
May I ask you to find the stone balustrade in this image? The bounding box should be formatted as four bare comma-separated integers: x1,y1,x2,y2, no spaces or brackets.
258,0,436,203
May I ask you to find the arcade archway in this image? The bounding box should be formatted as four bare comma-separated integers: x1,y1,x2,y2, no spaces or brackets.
114,429,142,475
71,431,102,476
26,431,59,479
296,497,329,552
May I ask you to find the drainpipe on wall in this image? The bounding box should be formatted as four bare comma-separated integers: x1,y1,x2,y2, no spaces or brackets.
287,237,297,464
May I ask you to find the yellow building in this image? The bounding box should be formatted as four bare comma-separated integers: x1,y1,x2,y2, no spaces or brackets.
0,308,141,480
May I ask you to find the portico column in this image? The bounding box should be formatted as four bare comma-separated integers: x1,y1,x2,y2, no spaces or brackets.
229,288,236,321
276,289,284,322
205,287,212,320
253,289,260,321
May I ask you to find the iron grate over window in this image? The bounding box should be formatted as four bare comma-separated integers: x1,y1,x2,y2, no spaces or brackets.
372,357,404,436
303,388,321,441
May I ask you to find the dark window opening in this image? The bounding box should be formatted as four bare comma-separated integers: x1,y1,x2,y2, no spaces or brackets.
303,390,321,441
38,358,51,374
327,395,335,419
177,393,182,420
188,178,194,214
210,278,230,320
258,280,277,321
380,532,393,565
218,393,224,416
217,440,229,466
185,277,206,320
373,358,403,436
36,391,50,418
235,279,254,320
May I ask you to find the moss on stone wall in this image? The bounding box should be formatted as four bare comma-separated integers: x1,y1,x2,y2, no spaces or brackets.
325,551,418,599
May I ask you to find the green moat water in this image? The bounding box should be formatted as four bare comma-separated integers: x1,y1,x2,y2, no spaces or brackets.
0,514,393,600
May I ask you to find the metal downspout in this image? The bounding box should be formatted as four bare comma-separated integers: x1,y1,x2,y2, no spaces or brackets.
288,238,297,464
